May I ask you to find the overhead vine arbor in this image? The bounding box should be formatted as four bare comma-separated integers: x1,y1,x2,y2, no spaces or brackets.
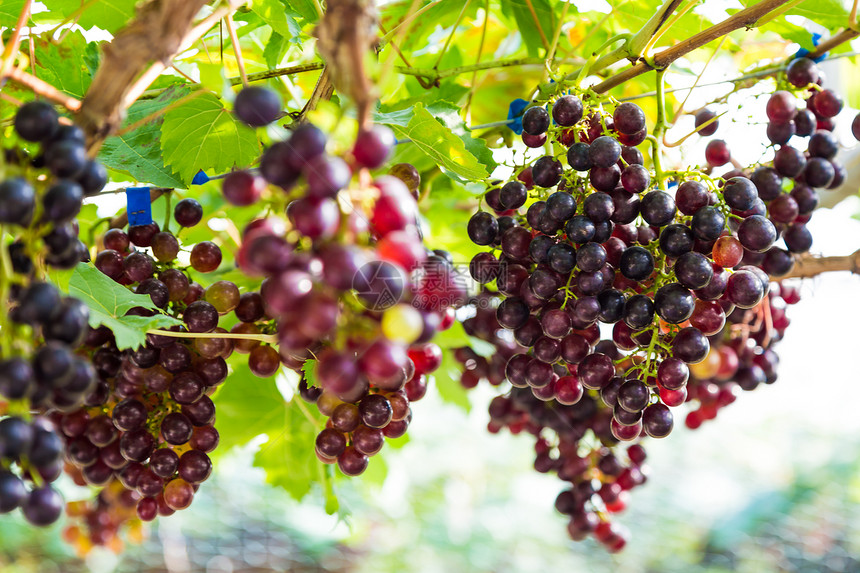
0,0,858,557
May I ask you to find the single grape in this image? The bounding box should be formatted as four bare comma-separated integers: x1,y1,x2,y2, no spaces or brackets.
14,101,59,142
694,109,719,136
353,125,395,168
174,198,203,227
522,106,550,135
705,140,730,166
190,241,222,273
234,86,282,127
613,102,646,135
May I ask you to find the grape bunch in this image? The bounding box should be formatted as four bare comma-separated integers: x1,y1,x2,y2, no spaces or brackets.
0,101,108,528
458,53,860,548
0,415,65,526
229,87,463,476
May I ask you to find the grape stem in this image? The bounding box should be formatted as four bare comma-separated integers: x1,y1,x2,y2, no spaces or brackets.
147,329,280,344
223,11,248,88
592,0,797,93
0,225,13,358
779,250,860,280
3,67,82,112
0,0,31,80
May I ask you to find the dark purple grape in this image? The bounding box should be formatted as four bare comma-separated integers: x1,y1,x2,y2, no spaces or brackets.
726,269,765,308
642,403,673,438
150,448,180,478
190,241,222,273
613,102,645,135
497,298,530,329
77,160,108,196
578,353,615,390
623,294,655,330
750,167,782,201
182,396,215,426
768,194,799,224
541,308,572,339
783,223,812,253
639,191,676,227
119,428,155,462
654,283,695,323
659,224,694,257
790,183,818,214
532,156,563,187
169,371,204,405
546,191,576,221
621,146,644,165
178,450,212,483
722,177,757,211
675,180,708,215
41,181,82,224
617,379,650,412
45,139,87,178
522,106,550,135
590,165,620,191
589,136,622,168
547,243,577,274
123,251,154,283
113,399,147,431
737,215,777,252
808,130,838,159
786,57,819,87
657,358,688,390
766,120,795,145
620,164,650,194
766,91,796,123
0,472,26,513
762,247,794,276
794,109,816,137
15,101,59,142
773,146,806,178
674,252,713,290
619,246,654,280
802,157,835,188
576,242,606,272
671,327,709,364
565,215,595,244
500,226,532,259
21,486,63,526
583,192,614,222
359,394,393,429
694,108,718,136
161,413,194,445
499,181,527,209
690,206,725,242
233,86,281,127
552,95,583,127
567,142,592,171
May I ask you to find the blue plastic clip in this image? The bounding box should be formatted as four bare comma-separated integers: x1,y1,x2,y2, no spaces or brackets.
192,170,210,185
126,187,153,226
507,98,530,135
794,33,827,63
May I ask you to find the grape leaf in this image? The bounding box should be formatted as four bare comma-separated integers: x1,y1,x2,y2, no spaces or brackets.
32,31,94,99
264,31,290,68
213,361,290,452
99,86,188,188
0,0,25,27
253,398,329,501
434,321,497,357
286,0,320,23
436,348,472,412
40,0,138,33
500,0,555,57
68,263,183,351
248,0,303,40
160,92,260,184
377,103,488,181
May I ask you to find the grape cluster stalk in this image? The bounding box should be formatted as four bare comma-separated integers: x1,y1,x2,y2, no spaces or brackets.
459,56,859,550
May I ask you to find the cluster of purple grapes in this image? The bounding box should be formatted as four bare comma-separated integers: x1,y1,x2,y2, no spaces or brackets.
228,86,464,476
683,283,797,429
0,102,109,528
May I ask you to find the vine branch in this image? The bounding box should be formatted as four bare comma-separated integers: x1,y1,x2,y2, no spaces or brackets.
593,0,795,93
780,250,860,280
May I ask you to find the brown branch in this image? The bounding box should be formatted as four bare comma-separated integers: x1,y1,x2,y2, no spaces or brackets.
779,250,860,280
5,66,81,111
806,28,860,60
593,0,795,93
77,0,209,149
0,0,31,79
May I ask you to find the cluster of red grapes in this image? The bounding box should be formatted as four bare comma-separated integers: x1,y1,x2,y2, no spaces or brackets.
0,101,108,527
228,86,463,476
458,54,860,549
683,283,796,429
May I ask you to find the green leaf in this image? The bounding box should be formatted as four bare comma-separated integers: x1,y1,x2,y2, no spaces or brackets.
41,0,138,33
99,86,188,188
285,0,320,23
160,92,260,184
32,31,93,98
377,103,488,181
264,31,290,68
68,263,183,350
0,0,25,27
213,361,290,451
500,0,555,57
253,397,328,501
302,359,319,388
434,321,496,357
436,348,471,412
249,0,303,39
